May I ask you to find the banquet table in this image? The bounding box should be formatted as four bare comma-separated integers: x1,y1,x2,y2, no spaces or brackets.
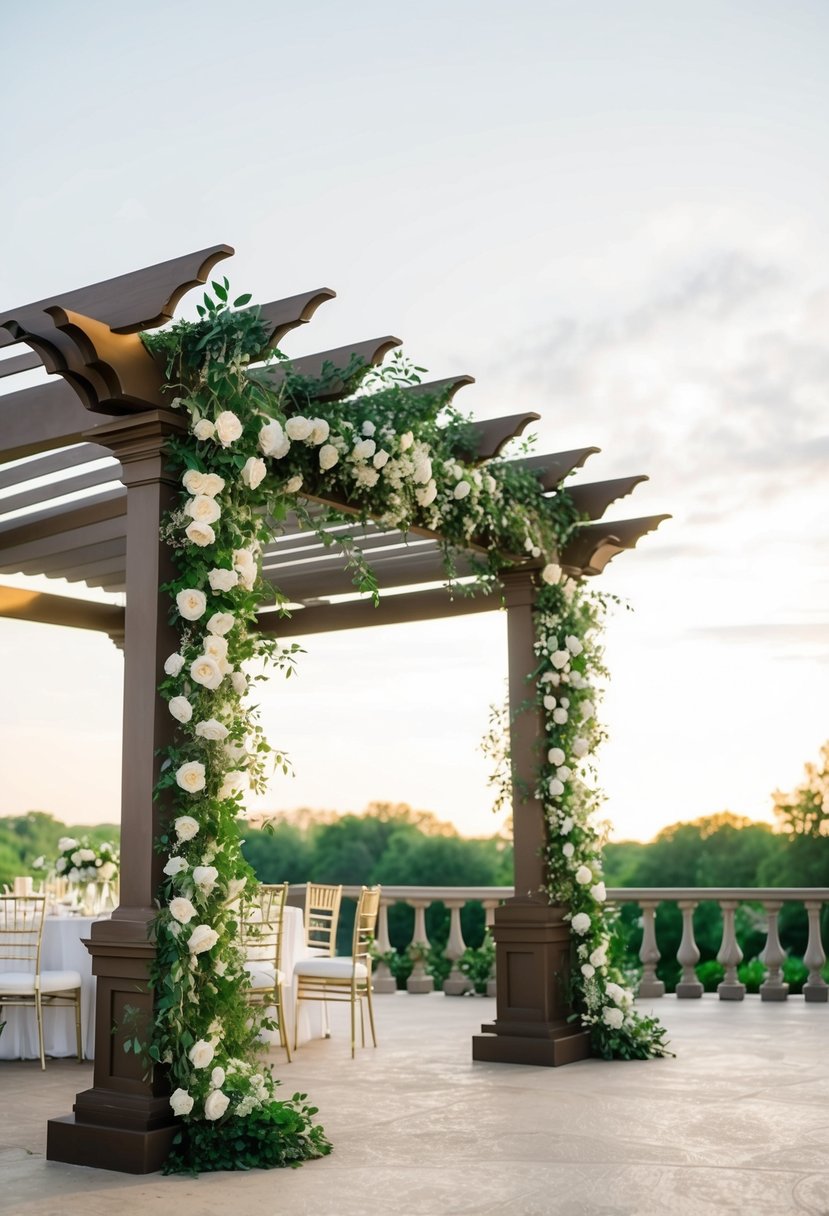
0,907,322,1062
0,914,103,1062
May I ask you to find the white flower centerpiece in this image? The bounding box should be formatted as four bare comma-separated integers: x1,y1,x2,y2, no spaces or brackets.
51,835,120,913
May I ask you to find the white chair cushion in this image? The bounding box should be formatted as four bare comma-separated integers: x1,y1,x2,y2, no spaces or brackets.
0,969,81,995
244,961,285,989
294,956,369,980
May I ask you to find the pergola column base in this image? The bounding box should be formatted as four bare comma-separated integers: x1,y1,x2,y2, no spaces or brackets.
47,1114,176,1175
471,897,591,1068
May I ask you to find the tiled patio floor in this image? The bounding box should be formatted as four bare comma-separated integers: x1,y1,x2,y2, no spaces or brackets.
2,993,827,1216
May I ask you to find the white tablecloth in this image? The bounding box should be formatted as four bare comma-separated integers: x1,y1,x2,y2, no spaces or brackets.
0,914,102,1061
259,904,324,1049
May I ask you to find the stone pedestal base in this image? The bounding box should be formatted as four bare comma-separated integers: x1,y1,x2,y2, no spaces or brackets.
717,982,746,1001
804,984,829,1003
638,978,666,998
472,898,591,1068
46,912,176,1174
407,973,434,994
760,982,789,1001
676,981,704,998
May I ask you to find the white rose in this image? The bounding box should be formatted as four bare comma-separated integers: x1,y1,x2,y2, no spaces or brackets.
284,475,303,494
164,653,185,677
183,469,225,497
204,1089,230,1120
415,481,437,508
543,695,557,711
188,924,219,955
230,671,248,696
581,963,595,979
453,481,471,500
590,882,607,903
207,611,235,636
575,865,593,885
226,877,247,902
547,778,564,797
560,816,574,835
361,420,375,436
169,897,197,924
168,696,193,724
215,411,243,446
188,1038,215,1069
170,1088,194,1116
309,418,330,444
603,1007,624,1030
202,635,228,663
373,449,389,469
210,1066,226,1088
352,438,376,461
176,588,207,621
581,700,596,721
218,770,247,800
98,861,117,881
541,563,562,585
319,443,339,471
556,766,571,781
57,837,78,852
208,568,238,593
572,737,589,758
193,419,215,442
286,416,313,441
224,739,249,764
195,718,229,741
241,456,267,490
553,708,568,725
164,855,189,877
193,865,219,894
233,548,257,590
605,981,626,1006
413,456,432,485
562,842,575,858
55,858,67,873
571,912,591,935
590,946,608,967
185,495,221,524
257,419,285,456
565,635,583,655
189,655,223,691
551,650,570,670
174,816,199,842
399,431,414,451
185,520,216,548
175,761,206,794
78,848,96,862
547,747,566,766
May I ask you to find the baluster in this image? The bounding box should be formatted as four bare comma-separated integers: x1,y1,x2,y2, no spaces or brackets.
803,900,828,1003
637,901,665,997
406,899,434,993
716,900,745,1000
442,900,472,995
759,900,788,1000
483,899,498,997
372,898,397,994
676,900,703,998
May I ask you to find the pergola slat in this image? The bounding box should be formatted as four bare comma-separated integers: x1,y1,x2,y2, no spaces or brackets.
0,349,41,377
511,447,601,491
258,290,336,347
0,464,122,518
0,379,121,462
0,585,124,634
564,475,649,520
454,412,541,462
14,537,126,578
259,585,500,636
248,336,402,401
263,544,473,601
560,514,670,575
0,443,110,492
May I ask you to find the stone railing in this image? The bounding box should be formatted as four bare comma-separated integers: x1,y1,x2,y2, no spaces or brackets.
286,884,829,1002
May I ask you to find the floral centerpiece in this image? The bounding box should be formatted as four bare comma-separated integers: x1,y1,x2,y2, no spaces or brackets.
53,836,119,885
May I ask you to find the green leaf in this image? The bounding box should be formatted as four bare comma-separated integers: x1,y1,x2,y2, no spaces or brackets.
233,293,252,307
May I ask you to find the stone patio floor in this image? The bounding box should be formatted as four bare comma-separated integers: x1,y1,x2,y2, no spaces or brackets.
2,993,828,1216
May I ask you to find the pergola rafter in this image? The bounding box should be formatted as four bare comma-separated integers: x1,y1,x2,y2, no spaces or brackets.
0,245,669,1170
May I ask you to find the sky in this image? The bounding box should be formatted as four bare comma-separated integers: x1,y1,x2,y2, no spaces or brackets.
0,0,827,841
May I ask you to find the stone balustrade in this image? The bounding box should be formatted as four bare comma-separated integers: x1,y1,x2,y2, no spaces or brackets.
286,884,829,1002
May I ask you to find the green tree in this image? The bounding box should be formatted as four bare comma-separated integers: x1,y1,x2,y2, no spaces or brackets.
772,741,829,838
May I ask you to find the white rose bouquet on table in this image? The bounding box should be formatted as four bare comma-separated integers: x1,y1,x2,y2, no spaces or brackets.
53,835,120,884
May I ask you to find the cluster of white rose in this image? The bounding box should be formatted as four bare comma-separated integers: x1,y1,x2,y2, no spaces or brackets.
51,835,119,884
535,572,638,1043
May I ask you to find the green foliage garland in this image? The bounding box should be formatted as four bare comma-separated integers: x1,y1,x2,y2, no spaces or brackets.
141,285,666,1171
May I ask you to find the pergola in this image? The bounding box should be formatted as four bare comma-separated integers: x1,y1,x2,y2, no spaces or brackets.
0,246,667,1171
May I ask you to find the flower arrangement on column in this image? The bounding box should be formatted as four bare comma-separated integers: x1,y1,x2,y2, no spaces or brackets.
535,569,670,1059
141,284,667,1171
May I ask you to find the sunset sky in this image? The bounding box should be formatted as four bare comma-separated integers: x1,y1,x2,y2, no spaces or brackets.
1,1,826,841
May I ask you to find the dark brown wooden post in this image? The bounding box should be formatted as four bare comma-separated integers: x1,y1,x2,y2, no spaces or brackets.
472,569,591,1066
47,410,186,1172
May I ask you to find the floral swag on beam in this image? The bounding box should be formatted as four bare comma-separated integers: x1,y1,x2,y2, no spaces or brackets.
141,286,668,1174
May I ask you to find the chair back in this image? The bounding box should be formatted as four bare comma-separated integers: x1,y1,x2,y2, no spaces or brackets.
304,883,343,956
352,886,381,969
239,882,289,968
0,895,46,970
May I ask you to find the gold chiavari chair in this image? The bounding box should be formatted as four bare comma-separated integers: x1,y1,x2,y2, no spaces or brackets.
293,885,381,1058
239,882,291,1062
0,895,82,1070
304,882,343,956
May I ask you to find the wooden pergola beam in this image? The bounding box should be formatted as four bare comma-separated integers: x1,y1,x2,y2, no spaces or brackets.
0,584,124,635
258,584,500,636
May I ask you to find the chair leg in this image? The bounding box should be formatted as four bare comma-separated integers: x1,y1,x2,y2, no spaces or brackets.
277,985,291,1063
75,991,83,1062
36,991,45,1071
366,982,378,1048
359,994,366,1047
293,992,301,1053
350,990,356,1059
